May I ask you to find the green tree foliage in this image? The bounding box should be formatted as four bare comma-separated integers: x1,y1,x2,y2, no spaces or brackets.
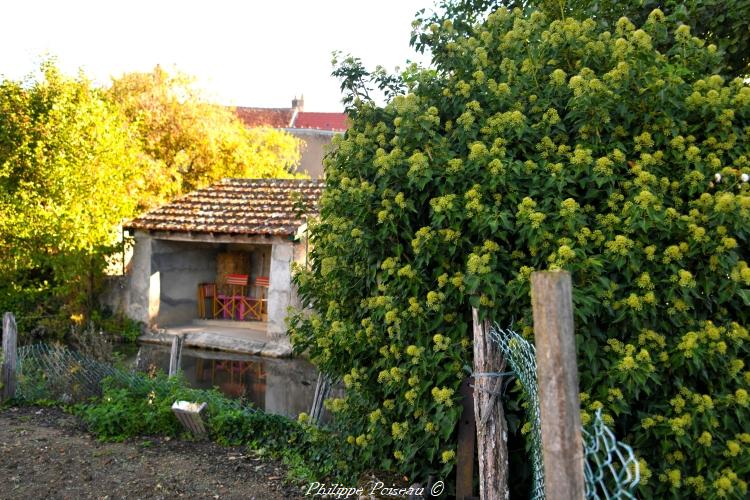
413,0,750,78
108,66,304,208
291,7,750,497
0,62,306,337
0,62,141,328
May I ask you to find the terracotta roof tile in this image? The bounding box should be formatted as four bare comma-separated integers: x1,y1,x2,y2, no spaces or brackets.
125,178,324,236
293,112,349,131
234,107,293,128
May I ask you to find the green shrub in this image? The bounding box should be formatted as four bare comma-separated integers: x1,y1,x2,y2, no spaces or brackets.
290,7,750,498
90,309,142,344
75,372,350,482
77,374,208,440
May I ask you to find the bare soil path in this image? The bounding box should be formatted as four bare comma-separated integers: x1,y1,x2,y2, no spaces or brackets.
0,406,305,499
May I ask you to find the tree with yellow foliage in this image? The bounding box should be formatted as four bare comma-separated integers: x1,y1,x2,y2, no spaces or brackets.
108,66,304,208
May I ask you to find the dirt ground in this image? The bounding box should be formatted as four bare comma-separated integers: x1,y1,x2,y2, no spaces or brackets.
0,406,306,500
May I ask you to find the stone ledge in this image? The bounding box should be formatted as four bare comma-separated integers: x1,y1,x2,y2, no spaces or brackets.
139,330,292,358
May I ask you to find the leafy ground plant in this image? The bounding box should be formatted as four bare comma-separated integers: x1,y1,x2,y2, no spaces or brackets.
73,372,349,484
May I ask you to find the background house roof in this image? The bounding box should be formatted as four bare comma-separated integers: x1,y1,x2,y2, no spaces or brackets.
234,107,294,128
234,104,348,132
292,112,348,132
125,178,324,236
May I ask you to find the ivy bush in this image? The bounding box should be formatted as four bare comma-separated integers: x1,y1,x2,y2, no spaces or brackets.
290,7,750,498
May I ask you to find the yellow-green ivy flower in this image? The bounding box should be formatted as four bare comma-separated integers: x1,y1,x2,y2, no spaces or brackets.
441,450,456,464
431,386,455,406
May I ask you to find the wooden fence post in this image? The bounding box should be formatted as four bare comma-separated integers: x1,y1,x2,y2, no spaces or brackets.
309,372,332,424
168,334,184,377
531,271,585,500
455,376,475,499
2,312,18,401
471,308,509,500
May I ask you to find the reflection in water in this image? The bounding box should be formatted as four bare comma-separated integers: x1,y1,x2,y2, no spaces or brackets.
133,344,318,419
196,358,267,402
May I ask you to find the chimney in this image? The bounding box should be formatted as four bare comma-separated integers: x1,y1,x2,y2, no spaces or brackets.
292,94,304,112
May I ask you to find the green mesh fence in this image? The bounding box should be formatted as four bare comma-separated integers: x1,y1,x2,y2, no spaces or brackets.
489,326,640,499
582,408,640,499
489,326,546,498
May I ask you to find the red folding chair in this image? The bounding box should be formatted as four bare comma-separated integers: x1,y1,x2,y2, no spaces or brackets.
237,276,268,321
217,274,249,319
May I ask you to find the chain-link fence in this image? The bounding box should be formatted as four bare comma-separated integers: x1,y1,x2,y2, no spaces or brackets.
583,408,640,499
16,343,142,403
489,325,546,498
490,326,640,499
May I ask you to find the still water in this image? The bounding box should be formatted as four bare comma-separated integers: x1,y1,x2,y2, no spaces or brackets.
132,344,318,419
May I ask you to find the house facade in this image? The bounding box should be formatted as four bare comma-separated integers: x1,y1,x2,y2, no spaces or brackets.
122,178,323,343
235,96,348,179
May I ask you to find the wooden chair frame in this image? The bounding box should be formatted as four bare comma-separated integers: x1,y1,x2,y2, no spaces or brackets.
238,296,264,320
198,275,267,321
253,276,270,317
197,283,218,319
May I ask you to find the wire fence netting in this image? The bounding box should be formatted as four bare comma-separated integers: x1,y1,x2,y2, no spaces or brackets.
15,343,144,403
490,326,640,499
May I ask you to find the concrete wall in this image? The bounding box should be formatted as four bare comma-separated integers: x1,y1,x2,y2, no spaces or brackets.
151,240,220,326
126,232,305,339
289,240,309,311
267,242,294,341
127,232,156,324
127,233,221,326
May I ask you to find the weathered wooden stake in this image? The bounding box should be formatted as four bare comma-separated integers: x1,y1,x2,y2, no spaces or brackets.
531,271,585,500
168,334,184,377
2,312,18,401
309,372,331,424
471,308,509,500
455,376,475,500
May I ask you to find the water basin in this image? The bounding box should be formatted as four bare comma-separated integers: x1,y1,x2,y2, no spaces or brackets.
132,344,318,419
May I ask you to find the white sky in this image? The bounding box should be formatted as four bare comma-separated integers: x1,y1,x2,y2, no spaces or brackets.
0,0,433,112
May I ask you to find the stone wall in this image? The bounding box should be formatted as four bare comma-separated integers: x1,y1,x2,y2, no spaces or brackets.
100,276,129,315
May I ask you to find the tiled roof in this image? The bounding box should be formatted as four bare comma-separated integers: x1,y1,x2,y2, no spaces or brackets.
233,106,348,132
234,107,293,128
125,178,324,236
293,112,349,132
